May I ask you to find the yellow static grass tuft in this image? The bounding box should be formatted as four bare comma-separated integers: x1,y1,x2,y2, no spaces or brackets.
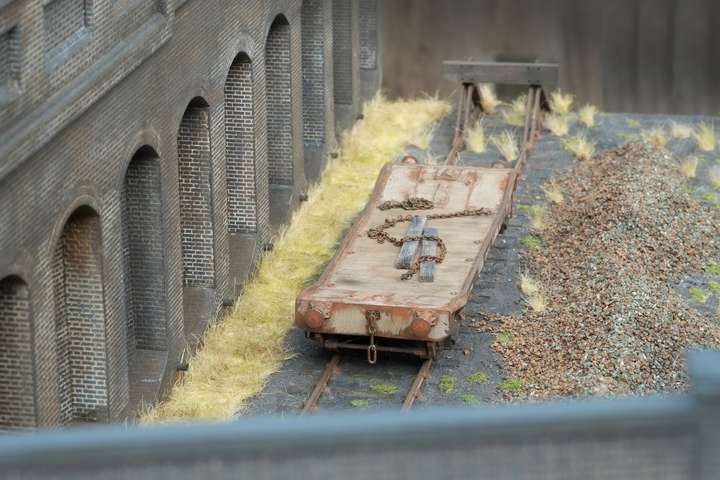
563,134,596,161
671,122,693,140
477,83,501,114
520,274,546,313
545,114,569,137
709,166,720,190
578,105,598,128
642,127,669,149
466,120,486,153
694,123,717,152
490,130,519,162
549,90,574,115
502,93,527,127
680,157,699,178
141,94,451,424
542,183,564,204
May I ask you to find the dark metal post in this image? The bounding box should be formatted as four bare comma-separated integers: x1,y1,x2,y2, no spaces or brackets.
689,350,720,480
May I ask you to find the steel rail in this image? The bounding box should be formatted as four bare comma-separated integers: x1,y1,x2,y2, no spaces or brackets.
302,355,434,414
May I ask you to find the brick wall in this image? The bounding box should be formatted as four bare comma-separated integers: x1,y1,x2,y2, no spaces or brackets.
224,54,258,234
0,0,375,429
359,0,377,70
43,0,87,54
0,27,19,89
52,207,109,423
177,99,216,289
266,16,293,186
301,0,326,146
122,149,166,351
0,276,35,430
332,0,353,106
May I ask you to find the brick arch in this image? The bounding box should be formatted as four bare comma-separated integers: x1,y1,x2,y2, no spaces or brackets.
266,15,293,188
0,275,35,430
52,205,108,424
121,146,167,359
301,0,329,146
224,52,258,235
177,97,215,289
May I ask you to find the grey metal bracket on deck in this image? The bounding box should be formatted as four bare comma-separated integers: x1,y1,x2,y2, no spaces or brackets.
442,61,559,88
396,215,427,269
419,227,438,283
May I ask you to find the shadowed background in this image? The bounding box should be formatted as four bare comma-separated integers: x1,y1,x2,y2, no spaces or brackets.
381,0,720,115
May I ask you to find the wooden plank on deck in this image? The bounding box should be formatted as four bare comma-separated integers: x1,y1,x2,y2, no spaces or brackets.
419,227,438,283
396,215,426,269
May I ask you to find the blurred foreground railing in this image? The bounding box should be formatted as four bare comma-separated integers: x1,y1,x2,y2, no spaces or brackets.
1,350,719,480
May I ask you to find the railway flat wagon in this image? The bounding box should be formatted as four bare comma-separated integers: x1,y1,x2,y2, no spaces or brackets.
295,161,517,362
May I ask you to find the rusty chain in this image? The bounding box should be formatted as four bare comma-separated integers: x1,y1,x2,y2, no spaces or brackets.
367,199,493,280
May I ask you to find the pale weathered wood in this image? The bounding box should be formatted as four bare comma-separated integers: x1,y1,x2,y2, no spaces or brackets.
419,228,438,283
396,215,427,269
442,61,559,87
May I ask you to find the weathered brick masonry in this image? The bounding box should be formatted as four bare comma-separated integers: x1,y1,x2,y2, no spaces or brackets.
0,0,380,429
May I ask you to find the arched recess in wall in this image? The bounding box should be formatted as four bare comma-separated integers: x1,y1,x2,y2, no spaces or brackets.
333,0,356,131
0,275,35,429
52,206,109,424
224,52,258,235
265,15,293,226
301,0,327,148
121,146,167,395
177,97,216,291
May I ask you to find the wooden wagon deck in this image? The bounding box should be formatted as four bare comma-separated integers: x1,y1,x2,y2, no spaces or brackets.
295,162,517,350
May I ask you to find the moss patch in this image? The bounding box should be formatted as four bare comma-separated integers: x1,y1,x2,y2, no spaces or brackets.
466,372,490,384
369,383,399,395
690,288,710,304
461,393,483,406
704,262,720,276
520,234,543,250
439,375,456,394
500,378,525,393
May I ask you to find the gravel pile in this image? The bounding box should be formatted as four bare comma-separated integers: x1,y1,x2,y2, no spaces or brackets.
480,143,720,400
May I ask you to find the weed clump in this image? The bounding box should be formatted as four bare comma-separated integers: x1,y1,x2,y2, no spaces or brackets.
490,131,519,162
500,378,525,393
642,127,669,149
549,90,574,115
369,383,399,395
680,157,699,178
694,123,717,152
578,104,598,128
671,122,693,140
478,83,501,114
466,372,490,384
466,120,486,154
545,114,569,137
563,134,596,161
439,375,456,394
542,183,564,204
520,234,543,250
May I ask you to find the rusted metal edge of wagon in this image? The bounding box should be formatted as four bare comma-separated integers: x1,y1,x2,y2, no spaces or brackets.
295,162,518,360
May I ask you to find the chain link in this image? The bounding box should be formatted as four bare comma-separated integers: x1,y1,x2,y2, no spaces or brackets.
367,199,493,280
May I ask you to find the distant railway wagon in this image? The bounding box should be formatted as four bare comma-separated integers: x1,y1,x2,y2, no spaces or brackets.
295,60,557,364
295,161,516,361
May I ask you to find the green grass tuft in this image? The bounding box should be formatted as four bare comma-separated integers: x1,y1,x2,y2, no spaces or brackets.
704,262,720,276
500,378,525,393
708,281,720,296
369,383,399,395
461,393,483,406
520,234,543,249
439,375,456,394
690,288,710,304
350,399,370,408
496,332,514,346
466,372,490,384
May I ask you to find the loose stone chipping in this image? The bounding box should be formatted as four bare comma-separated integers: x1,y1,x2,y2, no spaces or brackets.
478,143,720,399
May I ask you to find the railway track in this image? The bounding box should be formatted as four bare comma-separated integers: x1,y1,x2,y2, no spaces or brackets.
301,62,553,415
302,354,434,414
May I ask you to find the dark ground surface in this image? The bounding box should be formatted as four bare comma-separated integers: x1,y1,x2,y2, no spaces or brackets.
242,106,720,417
